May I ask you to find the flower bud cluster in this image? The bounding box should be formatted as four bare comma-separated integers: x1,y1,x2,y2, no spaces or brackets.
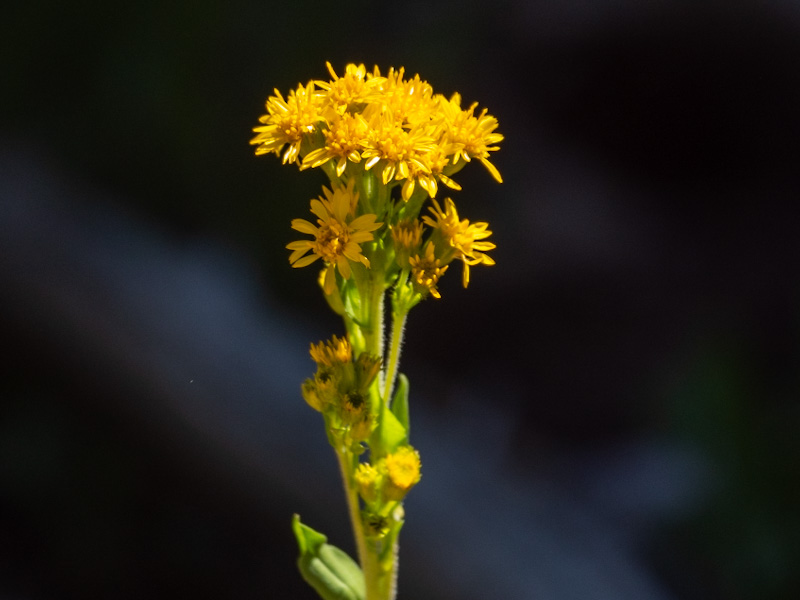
302,336,382,443
355,446,421,537
251,62,503,200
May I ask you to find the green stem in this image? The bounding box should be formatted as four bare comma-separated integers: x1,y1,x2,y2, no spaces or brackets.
337,446,396,600
383,307,408,407
335,449,376,597
369,276,385,360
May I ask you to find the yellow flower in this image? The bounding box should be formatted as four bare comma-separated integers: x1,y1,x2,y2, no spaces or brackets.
377,67,437,128
408,241,448,299
341,391,368,425
250,81,322,165
361,113,437,201
316,62,385,115
390,218,424,269
355,353,382,391
309,334,352,367
301,111,369,176
437,93,504,183
423,197,495,287
301,378,324,412
287,181,382,294
355,462,381,504
412,144,462,199
385,446,421,501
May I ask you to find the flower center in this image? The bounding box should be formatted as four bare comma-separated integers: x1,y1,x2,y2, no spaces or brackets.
316,221,350,262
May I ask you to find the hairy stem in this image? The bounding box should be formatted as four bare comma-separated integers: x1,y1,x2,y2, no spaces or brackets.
383,308,407,407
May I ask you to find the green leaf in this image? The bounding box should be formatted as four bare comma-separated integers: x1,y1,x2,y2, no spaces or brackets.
372,403,408,456
390,373,410,436
292,515,365,600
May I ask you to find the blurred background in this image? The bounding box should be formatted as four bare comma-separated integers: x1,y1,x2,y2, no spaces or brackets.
1,1,799,599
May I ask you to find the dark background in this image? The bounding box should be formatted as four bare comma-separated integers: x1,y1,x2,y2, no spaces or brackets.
1,1,799,599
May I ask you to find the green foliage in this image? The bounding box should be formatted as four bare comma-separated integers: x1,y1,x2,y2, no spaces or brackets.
391,374,410,435
292,515,366,600
371,404,408,457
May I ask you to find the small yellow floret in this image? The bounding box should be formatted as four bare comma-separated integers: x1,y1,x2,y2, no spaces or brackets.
309,335,352,367
391,219,424,269
408,242,448,299
287,180,382,294
250,81,322,165
355,462,381,504
385,446,421,500
423,198,495,287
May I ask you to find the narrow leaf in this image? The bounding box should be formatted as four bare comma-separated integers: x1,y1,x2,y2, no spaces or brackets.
372,403,408,456
292,515,366,600
390,373,410,436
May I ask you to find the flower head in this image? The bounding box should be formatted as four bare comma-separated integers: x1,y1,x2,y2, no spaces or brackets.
250,81,322,165
378,67,437,128
361,113,436,200
408,241,448,299
384,446,421,501
437,93,504,183
391,218,424,269
423,197,495,287
355,462,382,504
287,180,382,294
316,62,385,115
309,334,352,368
301,111,369,176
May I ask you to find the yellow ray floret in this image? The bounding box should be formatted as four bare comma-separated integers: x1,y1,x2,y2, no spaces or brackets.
287,180,382,294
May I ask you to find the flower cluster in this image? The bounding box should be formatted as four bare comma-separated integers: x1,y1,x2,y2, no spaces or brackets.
302,335,383,443
252,62,500,302
252,62,502,600
251,62,503,200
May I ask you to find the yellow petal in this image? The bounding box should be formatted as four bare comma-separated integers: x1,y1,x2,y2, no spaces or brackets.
291,219,318,235
292,254,320,268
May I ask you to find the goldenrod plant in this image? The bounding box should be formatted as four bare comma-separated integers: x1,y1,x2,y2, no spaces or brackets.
251,62,502,600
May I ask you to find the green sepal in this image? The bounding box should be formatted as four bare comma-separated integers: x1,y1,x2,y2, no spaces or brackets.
371,402,408,456
292,514,366,600
390,373,410,436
